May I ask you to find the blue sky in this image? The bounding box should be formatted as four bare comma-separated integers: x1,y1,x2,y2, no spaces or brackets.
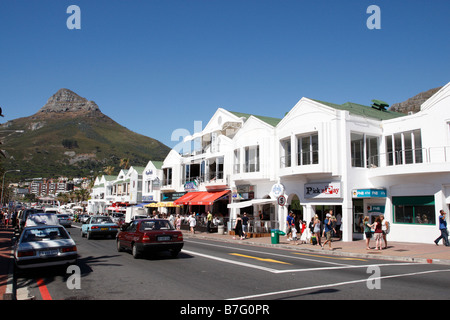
1,0,449,149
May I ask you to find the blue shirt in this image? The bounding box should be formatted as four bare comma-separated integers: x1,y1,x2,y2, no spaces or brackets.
439,215,447,230
324,218,332,232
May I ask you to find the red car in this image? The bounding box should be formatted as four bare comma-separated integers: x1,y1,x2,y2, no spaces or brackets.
116,219,184,259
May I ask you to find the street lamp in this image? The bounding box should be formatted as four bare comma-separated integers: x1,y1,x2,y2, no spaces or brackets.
1,169,20,210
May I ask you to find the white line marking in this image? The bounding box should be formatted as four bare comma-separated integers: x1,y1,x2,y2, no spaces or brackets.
227,269,450,300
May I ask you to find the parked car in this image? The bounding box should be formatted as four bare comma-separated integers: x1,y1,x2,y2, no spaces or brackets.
116,219,184,259
110,212,124,223
56,214,72,228
16,208,45,234
81,216,119,239
14,225,77,270
25,213,60,228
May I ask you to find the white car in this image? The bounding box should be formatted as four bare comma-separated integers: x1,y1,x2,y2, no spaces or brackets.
14,225,77,270
25,213,60,228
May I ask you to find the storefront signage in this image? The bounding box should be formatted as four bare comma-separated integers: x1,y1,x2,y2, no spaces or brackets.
352,189,387,198
304,182,341,198
184,180,198,192
142,195,154,202
270,183,285,198
162,192,186,202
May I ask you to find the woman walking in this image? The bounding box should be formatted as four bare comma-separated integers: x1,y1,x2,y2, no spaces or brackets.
363,216,373,250
234,214,244,240
313,215,321,246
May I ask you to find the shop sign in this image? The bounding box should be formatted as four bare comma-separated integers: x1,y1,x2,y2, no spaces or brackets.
270,183,285,198
162,192,186,202
304,182,341,198
184,180,198,191
352,189,387,198
142,195,154,202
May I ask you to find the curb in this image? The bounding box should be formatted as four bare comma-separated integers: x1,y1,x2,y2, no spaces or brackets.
2,249,15,300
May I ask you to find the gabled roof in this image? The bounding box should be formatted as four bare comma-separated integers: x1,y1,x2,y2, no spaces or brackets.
229,111,282,127
312,99,405,121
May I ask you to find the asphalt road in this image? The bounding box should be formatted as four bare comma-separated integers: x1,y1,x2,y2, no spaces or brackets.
15,223,450,303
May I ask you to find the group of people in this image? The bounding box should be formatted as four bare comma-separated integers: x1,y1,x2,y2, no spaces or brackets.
284,210,342,250
363,214,390,250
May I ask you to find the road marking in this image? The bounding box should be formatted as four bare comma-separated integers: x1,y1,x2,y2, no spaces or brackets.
182,250,279,273
36,278,52,300
185,239,350,266
229,253,292,265
228,268,450,300
294,252,367,261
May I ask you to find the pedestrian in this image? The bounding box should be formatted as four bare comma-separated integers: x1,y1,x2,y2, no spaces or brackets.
363,216,373,250
206,211,213,233
242,212,249,239
286,211,293,241
188,213,196,234
380,214,390,249
313,215,321,246
373,216,383,250
434,210,449,246
300,220,308,244
234,214,244,240
175,214,181,230
322,212,336,250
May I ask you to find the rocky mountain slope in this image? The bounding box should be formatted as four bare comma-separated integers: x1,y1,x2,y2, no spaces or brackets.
0,89,170,179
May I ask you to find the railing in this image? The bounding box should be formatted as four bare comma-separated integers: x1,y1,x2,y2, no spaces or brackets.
367,146,450,168
179,216,279,234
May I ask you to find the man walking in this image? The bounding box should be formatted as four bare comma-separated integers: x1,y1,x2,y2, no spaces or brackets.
434,210,449,246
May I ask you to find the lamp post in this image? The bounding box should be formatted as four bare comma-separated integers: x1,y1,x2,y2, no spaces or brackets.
1,169,20,210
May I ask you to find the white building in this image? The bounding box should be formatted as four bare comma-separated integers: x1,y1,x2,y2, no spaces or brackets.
160,82,450,244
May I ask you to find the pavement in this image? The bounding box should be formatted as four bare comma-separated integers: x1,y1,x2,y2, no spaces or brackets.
1,225,449,300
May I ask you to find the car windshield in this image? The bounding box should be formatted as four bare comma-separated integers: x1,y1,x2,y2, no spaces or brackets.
92,217,113,224
22,227,69,243
140,220,174,231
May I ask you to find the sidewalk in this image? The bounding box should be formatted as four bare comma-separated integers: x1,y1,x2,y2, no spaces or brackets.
0,227,14,300
182,230,450,265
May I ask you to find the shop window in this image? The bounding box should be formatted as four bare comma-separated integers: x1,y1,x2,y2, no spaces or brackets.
393,196,435,225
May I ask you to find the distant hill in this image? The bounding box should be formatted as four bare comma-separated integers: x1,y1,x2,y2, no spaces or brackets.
389,86,443,114
0,89,170,179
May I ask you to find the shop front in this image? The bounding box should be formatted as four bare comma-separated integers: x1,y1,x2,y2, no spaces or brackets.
352,188,387,239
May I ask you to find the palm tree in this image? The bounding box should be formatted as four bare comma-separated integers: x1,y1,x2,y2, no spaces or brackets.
119,158,130,170
103,166,115,175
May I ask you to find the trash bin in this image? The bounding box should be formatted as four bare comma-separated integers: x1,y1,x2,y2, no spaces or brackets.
271,229,280,244
217,225,224,235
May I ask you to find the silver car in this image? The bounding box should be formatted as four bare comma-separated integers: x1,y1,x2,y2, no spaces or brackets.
14,225,77,270
57,214,72,228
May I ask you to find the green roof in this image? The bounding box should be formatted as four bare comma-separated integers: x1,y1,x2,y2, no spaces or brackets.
229,111,282,127
312,100,405,121
151,161,164,169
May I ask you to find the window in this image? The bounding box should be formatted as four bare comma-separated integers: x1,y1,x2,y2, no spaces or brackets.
385,129,422,166
393,196,435,225
280,138,291,168
244,145,260,173
234,149,240,174
297,133,319,166
351,133,379,168
163,168,172,186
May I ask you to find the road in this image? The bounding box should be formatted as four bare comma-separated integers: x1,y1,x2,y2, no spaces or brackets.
15,223,450,302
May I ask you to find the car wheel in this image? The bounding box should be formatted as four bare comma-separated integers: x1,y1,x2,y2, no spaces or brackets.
132,244,141,259
87,232,92,240
117,240,123,252
80,229,85,237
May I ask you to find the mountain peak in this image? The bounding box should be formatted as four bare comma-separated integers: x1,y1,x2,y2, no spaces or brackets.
38,88,101,114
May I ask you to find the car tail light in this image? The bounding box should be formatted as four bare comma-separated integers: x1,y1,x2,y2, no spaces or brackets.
61,246,77,253
17,250,35,257
111,225,119,229
91,226,99,229
142,234,150,241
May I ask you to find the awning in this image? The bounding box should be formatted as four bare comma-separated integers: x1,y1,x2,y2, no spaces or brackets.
173,191,230,206
173,192,203,205
227,198,276,209
145,202,181,208
189,190,230,206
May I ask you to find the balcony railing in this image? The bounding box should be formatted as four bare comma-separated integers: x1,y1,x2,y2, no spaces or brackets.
368,146,450,168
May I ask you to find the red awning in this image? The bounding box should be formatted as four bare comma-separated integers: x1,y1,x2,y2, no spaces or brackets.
189,190,230,206
173,192,203,205
173,190,230,206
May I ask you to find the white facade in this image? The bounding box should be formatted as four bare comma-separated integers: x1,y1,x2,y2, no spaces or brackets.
160,82,450,243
